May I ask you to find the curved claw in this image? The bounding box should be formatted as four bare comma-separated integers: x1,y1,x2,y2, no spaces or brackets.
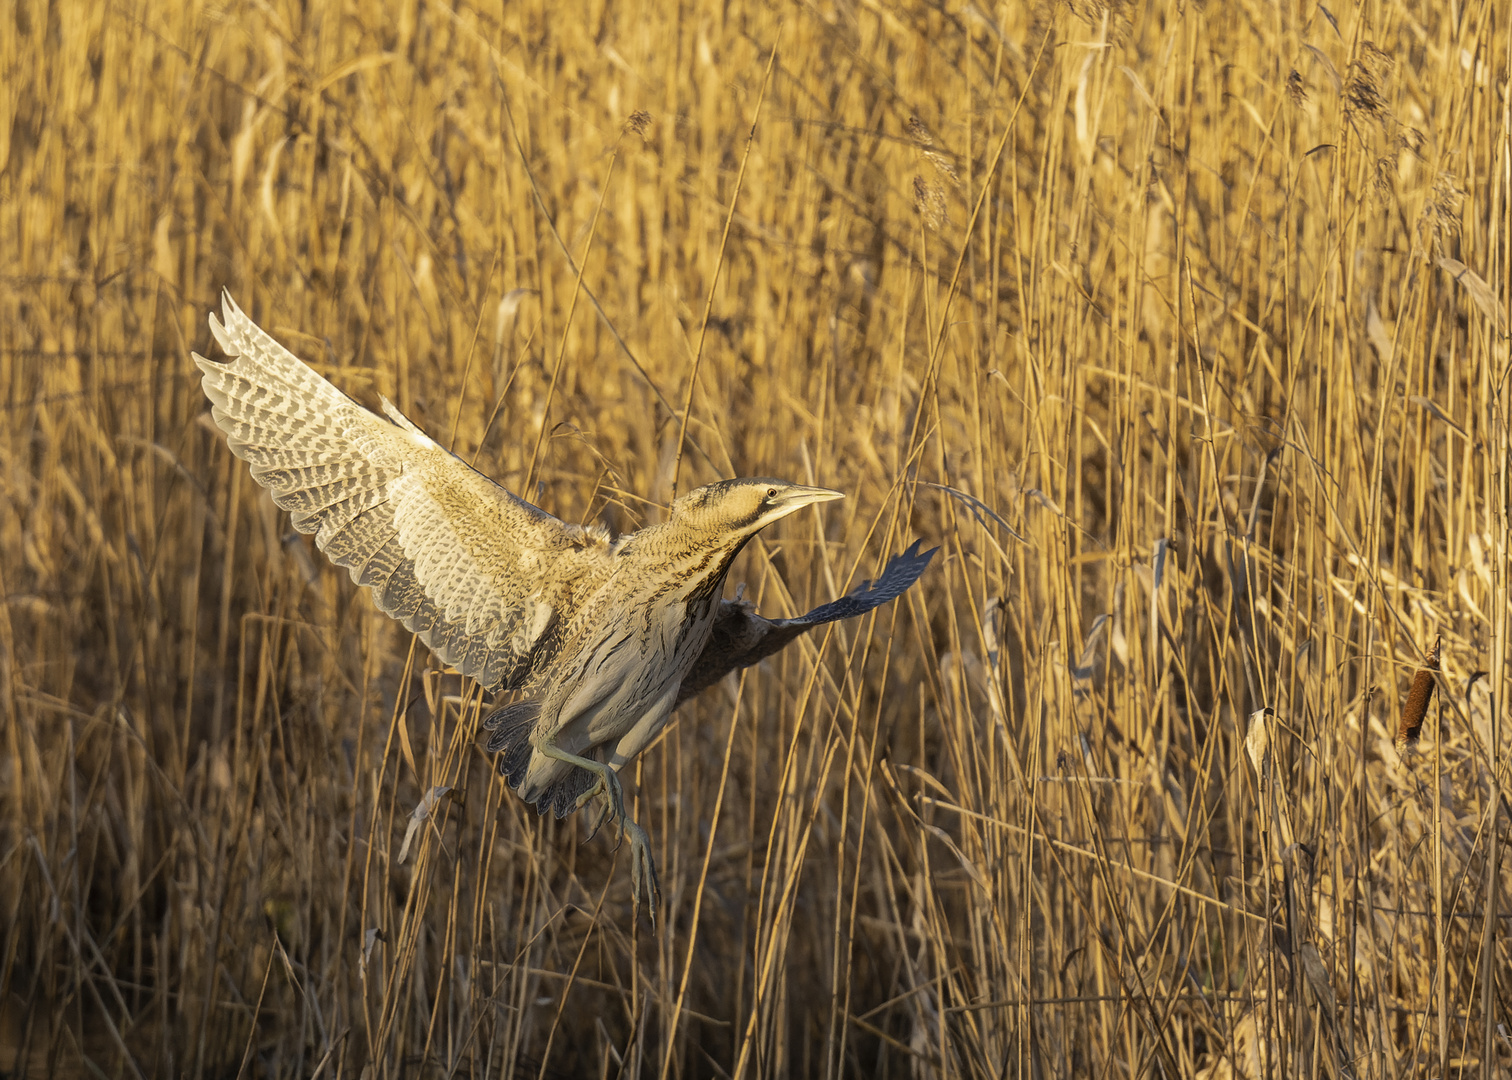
575,767,626,824
581,793,610,843
622,818,661,928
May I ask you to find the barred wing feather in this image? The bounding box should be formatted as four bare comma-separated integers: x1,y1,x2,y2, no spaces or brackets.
193,291,611,692
676,540,936,703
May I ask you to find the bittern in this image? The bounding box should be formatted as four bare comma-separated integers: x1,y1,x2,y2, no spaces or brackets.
194,292,934,921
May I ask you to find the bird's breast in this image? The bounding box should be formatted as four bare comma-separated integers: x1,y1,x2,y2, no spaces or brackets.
540,549,737,734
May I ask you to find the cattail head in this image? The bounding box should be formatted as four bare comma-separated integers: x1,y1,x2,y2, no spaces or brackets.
1395,635,1441,754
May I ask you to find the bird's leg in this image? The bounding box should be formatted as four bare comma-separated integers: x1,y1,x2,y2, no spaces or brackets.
536,743,628,827
535,742,660,925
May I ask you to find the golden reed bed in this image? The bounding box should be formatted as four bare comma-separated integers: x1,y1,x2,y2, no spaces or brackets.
2,0,1509,1075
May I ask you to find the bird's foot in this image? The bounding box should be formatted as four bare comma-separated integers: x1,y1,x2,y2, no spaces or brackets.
566,767,656,925
574,776,605,814
621,817,661,928
573,766,627,832
581,792,611,842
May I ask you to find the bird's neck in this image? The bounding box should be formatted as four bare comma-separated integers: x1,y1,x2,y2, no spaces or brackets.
617,522,753,604
620,517,752,561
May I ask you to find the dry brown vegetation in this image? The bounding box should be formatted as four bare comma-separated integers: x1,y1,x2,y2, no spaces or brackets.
3,0,1512,1075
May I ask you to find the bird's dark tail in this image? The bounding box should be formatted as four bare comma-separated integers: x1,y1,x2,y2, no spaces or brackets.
483,699,541,789
482,699,599,818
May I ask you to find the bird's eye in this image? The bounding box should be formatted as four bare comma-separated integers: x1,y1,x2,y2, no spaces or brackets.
765,487,778,499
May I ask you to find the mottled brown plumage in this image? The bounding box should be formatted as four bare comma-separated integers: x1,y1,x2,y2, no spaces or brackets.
193,292,933,922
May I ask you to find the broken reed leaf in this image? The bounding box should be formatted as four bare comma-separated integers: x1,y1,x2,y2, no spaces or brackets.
359,927,386,978
919,481,1025,540
1438,257,1509,335
1395,636,1441,753
397,784,456,862
924,823,991,893
493,288,534,347
1119,66,1159,113
1302,44,1342,93
1151,537,1172,591
1298,942,1339,1021
1408,395,1469,439
1365,294,1393,362
1245,707,1275,781
1073,613,1110,682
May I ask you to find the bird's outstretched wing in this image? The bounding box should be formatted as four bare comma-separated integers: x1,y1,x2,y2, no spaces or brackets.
676,540,937,703
194,291,611,691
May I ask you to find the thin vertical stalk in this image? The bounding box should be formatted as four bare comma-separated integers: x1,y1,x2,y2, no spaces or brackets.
670,29,782,496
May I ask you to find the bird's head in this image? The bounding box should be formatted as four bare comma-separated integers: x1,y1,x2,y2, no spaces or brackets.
669,478,844,541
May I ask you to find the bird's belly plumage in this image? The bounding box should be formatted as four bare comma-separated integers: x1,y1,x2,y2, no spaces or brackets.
516,584,723,802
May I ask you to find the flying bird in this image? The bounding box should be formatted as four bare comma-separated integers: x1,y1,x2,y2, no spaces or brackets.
193,292,934,922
